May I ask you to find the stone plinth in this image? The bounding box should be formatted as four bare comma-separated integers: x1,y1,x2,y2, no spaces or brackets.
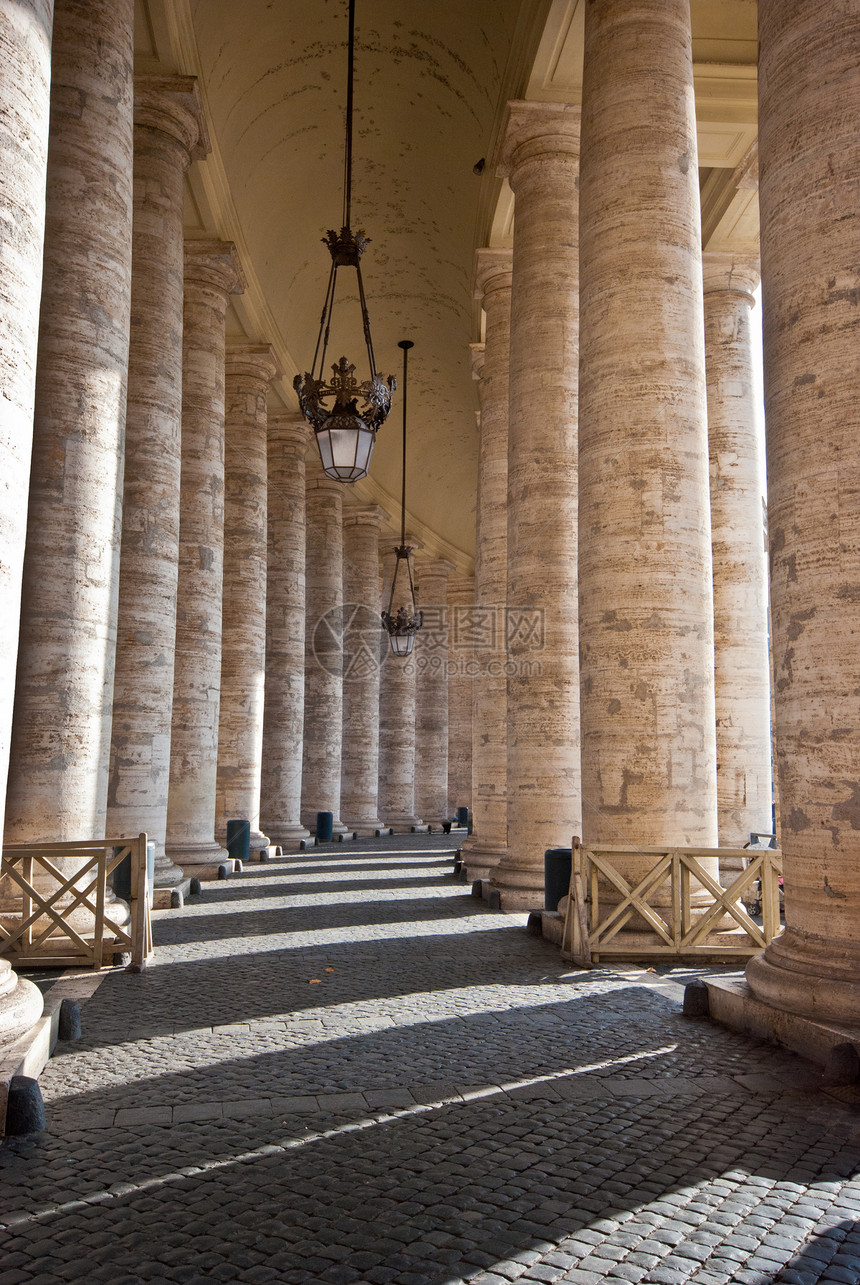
578,0,718,870
166,241,245,878
6,0,134,845
107,77,208,895
490,101,582,912
414,557,454,827
446,574,474,819
260,415,311,847
301,474,349,835
216,345,280,857
378,549,423,832
745,2,860,1027
459,251,512,880
703,253,773,855
341,506,388,835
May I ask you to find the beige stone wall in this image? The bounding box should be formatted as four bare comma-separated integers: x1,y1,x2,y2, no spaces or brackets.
6,0,134,843
107,77,208,887
746,0,860,1025
260,415,310,846
578,0,718,857
341,506,387,834
216,345,279,854
166,240,244,875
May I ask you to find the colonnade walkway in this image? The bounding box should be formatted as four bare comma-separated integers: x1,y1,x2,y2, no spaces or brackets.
1,834,858,1285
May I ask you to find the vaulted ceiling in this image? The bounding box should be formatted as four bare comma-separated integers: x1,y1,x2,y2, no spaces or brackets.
134,0,759,572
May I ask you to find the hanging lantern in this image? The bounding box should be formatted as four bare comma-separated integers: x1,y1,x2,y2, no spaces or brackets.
382,341,423,657
294,0,394,482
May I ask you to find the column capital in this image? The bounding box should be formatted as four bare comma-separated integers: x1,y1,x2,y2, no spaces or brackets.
184,238,246,296
225,342,281,385
702,251,760,299
495,100,581,185
134,75,210,163
269,411,310,454
469,342,485,383
306,472,345,501
416,554,456,577
473,247,513,304
343,503,389,530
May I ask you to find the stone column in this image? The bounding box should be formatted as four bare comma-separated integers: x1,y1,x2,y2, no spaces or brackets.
414,557,454,828
578,1,718,866
0,0,53,1048
460,251,512,880
301,474,349,835
6,0,134,845
447,574,475,817
106,78,208,900
378,549,423,832
165,240,245,878
746,1,860,1026
703,253,773,853
490,102,582,911
215,345,280,858
260,415,311,848
341,506,388,835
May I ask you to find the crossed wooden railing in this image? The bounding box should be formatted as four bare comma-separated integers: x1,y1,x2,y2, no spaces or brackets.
561,837,783,966
0,834,153,971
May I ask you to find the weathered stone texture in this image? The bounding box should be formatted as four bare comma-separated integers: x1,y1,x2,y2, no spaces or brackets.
6,0,134,843
378,549,422,831
165,240,244,875
578,0,718,856
215,346,279,855
414,557,453,826
260,415,310,846
107,77,208,889
491,102,582,911
446,574,474,815
746,1,860,1025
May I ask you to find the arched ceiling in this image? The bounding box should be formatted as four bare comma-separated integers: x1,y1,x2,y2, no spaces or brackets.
134,0,758,572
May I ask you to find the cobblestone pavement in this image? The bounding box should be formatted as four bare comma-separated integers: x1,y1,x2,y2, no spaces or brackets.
1,834,858,1285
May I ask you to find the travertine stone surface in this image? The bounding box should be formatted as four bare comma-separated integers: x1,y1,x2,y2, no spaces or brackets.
378,549,423,832
0,0,52,1047
341,506,388,835
578,0,718,864
215,345,280,855
166,241,245,876
260,415,310,846
107,77,208,890
746,1,860,1025
6,0,134,845
703,252,773,852
447,574,474,816
414,557,454,827
301,474,348,835
490,101,582,912
460,251,512,881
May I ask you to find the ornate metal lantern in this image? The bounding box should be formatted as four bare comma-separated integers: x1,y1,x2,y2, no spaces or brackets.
382,340,423,657
294,0,394,482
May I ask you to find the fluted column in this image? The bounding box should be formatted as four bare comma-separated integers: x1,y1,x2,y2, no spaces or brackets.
341,506,388,835
0,0,53,1048
378,549,423,832
301,474,349,835
414,557,454,827
447,574,475,817
165,240,245,877
746,1,860,1026
6,0,134,845
490,102,582,911
106,77,208,898
215,345,280,857
703,253,772,853
578,1,718,867
260,415,311,847
460,251,512,880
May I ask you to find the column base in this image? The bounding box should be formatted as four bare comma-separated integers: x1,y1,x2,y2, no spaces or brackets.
344,822,385,838
264,821,311,849
460,840,506,883
0,962,44,1046
488,858,544,913
381,814,424,834
166,840,232,881
248,828,270,858
153,848,187,891
152,878,192,910
746,928,860,1028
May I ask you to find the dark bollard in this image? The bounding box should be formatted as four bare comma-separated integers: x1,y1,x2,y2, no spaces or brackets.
471,879,483,898
544,847,572,912
226,819,251,866
5,1076,46,1134
456,806,469,828
189,877,202,895
683,979,710,1018
58,999,82,1042
526,910,544,937
316,811,334,843
170,888,184,908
